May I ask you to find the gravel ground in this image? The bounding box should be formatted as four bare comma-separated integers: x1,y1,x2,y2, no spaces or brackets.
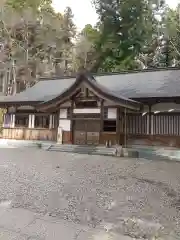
0,148,180,239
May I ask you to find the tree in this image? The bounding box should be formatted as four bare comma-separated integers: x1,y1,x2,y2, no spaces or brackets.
91,0,156,72
163,5,180,67
59,7,76,75
0,0,77,95
73,24,100,70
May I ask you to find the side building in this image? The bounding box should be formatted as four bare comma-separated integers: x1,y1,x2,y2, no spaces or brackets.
0,68,180,147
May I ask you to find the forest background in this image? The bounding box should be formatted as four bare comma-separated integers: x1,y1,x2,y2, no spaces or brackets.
0,0,179,95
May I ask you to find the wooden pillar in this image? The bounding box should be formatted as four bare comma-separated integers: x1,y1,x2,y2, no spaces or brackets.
70,100,74,143
3,113,10,128
116,107,120,145
146,113,149,135
151,114,154,135
10,114,12,127
148,105,152,135
124,108,127,147
52,114,55,128
31,114,35,128
54,112,59,129
49,115,53,129
2,113,5,127
11,114,15,128
28,115,32,128
100,100,104,144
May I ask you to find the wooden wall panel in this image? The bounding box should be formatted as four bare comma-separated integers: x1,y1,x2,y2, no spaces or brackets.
125,113,148,135
99,132,117,146
62,131,72,144
3,128,24,139
121,113,180,136
2,128,57,141
153,114,180,135
127,134,180,148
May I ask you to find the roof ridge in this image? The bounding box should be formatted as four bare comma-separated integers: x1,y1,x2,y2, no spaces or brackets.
38,67,180,80
39,75,76,81
93,67,180,77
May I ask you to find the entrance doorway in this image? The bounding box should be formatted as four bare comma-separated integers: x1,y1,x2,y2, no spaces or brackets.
73,120,100,145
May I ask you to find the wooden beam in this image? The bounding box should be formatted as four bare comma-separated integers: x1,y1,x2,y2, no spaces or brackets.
116,107,120,145
148,105,152,135
70,100,74,144
100,100,104,144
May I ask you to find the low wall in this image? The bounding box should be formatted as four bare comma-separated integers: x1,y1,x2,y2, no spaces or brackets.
99,132,117,145
3,129,180,148
127,134,180,148
2,128,57,141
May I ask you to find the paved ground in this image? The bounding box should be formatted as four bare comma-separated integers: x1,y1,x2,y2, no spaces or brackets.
0,148,180,239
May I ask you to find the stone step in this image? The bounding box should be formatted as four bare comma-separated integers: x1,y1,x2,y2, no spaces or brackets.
49,148,116,155
49,146,115,152
48,144,116,156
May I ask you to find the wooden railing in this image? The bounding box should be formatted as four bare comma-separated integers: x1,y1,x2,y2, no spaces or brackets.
2,128,57,141
121,113,180,136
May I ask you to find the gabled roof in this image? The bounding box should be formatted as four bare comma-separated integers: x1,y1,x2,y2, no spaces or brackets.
37,72,140,111
0,68,180,108
0,71,141,110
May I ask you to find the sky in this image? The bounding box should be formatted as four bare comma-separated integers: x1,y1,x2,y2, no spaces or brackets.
52,0,98,31
52,0,179,31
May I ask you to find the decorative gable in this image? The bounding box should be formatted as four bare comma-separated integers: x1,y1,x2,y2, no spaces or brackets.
72,86,100,108
73,86,98,100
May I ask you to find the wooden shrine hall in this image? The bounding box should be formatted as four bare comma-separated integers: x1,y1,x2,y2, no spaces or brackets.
1,68,180,147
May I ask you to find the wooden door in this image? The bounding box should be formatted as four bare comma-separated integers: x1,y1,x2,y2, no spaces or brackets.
73,120,100,145
86,120,100,145
73,120,86,145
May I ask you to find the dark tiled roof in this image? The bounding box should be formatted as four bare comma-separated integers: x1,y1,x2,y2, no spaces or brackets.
0,77,76,103
91,77,138,103
1,68,180,104
37,73,140,109
96,69,180,98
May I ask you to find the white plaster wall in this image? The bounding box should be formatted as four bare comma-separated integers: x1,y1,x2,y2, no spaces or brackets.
59,120,70,131
143,103,180,112
60,109,67,118
73,108,100,114
152,103,180,112
108,108,117,119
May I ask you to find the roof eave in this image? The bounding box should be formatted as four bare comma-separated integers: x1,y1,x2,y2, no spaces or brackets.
0,100,42,108
37,72,141,111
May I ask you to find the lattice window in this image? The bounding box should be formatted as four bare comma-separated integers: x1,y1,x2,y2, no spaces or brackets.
67,108,71,119
103,120,116,132
75,101,98,108
15,114,29,127
34,115,49,128
103,108,108,119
